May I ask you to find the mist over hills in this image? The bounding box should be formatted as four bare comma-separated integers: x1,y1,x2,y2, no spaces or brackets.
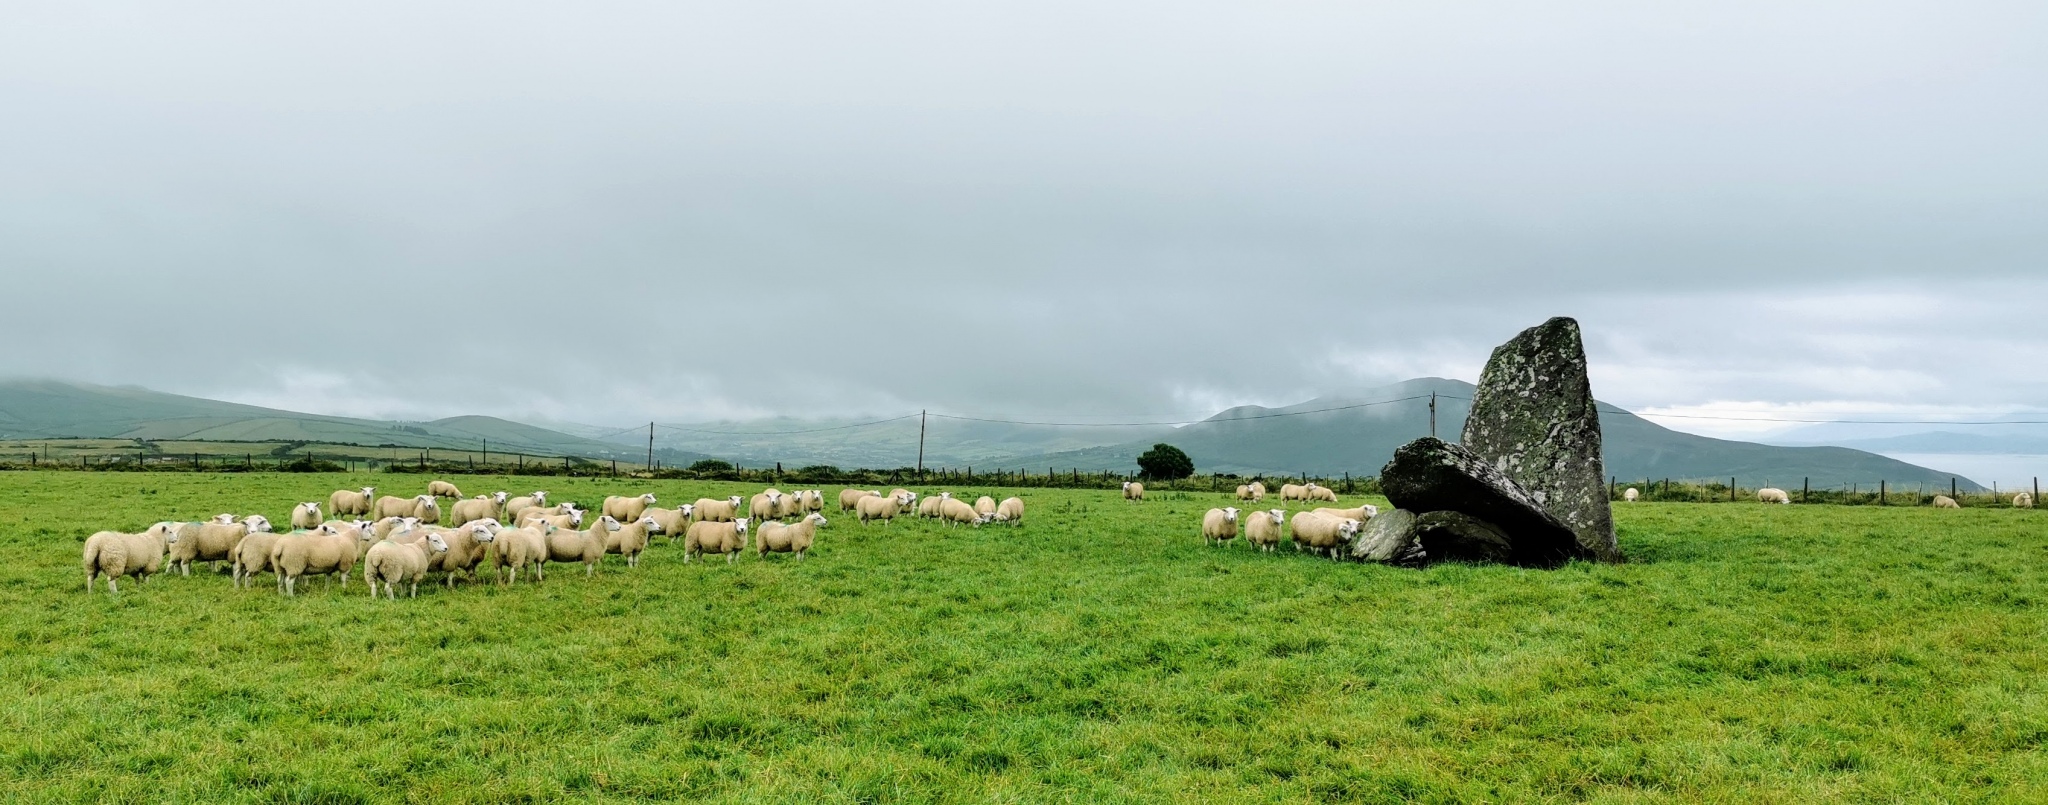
0,377,1983,489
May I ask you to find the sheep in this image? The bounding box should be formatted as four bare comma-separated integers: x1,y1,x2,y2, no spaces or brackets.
693,496,744,522
973,496,997,517
363,531,450,599
641,504,694,543
1249,481,1268,498
1312,504,1379,521
839,489,879,512
802,490,825,513
1201,507,1241,546
371,495,418,520
503,491,548,521
489,524,548,584
605,515,655,567
1288,512,1361,560
938,497,991,527
993,497,1024,527
1235,485,1264,503
1757,488,1791,505
231,528,288,589
685,518,751,564
603,493,659,522
758,512,825,560
411,495,442,524
1244,509,1286,552
1933,495,1961,509
889,489,918,513
541,520,609,578
1279,483,1307,501
83,527,173,593
1306,484,1338,503
750,490,785,523
370,516,421,540
1123,481,1145,502
1623,488,1639,502
448,492,506,526
427,480,464,499
427,520,498,587
269,523,366,596
329,486,375,517
916,492,952,519
856,491,911,525
290,502,323,530
519,509,586,531
172,515,270,576
2014,492,2034,509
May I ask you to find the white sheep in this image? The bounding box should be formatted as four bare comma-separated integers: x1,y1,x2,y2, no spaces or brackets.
371,495,416,520
269,524,366,596
448,492,506,527
490,524,548,584
856,491,910,525
503,491,548,521
1312,504,1379,521
888,489,918,513
775,491,805,519
1623,488,1639,502
641,504,694,543
973,496,997,517
1249,481,1268,498
993,497,1024,527
232,528,289,590
541,520,609,578
685,518,751,564
328,486,375,517
290,502,323,530
1201,507,1241,546
1123,481,1145,502
1288,512,1361,560
1306,484,1338,503
839,489,879,512
363,531,450,599
83,527,174,593
757,512,825,560
937,497,991,527
2014,492,2034,509
605,515,655,567
427,480,464,499
917,492,952,519
172,515,270,576
750,491,785,523
603,493,659,522
1244,509,1286,552
370,516,421,540
1278,483,1307,501
519,510,586,531
1758,488,1791,505
802,490,825,513
1235,485,1264,503
427,520,499,587
1933,495,1961,509
693,496,744,522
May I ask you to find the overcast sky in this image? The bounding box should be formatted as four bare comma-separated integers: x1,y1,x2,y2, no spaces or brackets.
4,1,2044,438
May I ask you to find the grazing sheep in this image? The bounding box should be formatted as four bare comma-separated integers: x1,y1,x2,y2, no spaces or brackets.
606,516,655,567
173,515,270,576
1235,485,1264,503
448,493,505,527
993,497,1024,527
519,510,586,530
1933,495,1961,509
370,516,421,540
270,524,366,596
973,496,997,517
427,520,499,587
1279,483,1307,502
83,527,174,593
1312,504,1379,521
775,491,806,519
758,513,825,560
1244,509,1286,552
938,497,991,527
329,486,375,517
1306,484,1338,503
363,531,450,599
1757,488,1791,505
802,490,825,513
685,518,751,564
602,493,659,522
503,491,549,521
916,492,952,519
839,489,879,512
888,489,918,513
1249,481,1268,498
641,504,694,542
2013,492,2033,509
856,491,910,525
1288,512,1361,560
1123,481,1145,502
541,521,609,578
290,502,323,530
1623,488,1639,502
750,491,785,523
490,524,548,585
693,496,744,522
1201,507,1241,546
373,495,436,521
232,529,287,589
427,480,464,499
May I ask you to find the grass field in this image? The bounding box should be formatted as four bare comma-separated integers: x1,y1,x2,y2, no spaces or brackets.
1,472,2043,803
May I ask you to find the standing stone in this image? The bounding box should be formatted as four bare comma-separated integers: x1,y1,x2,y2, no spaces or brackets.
1461,317,1622,562
1380,437,1583,567
1351,508,1424,566
1412,511,1513,564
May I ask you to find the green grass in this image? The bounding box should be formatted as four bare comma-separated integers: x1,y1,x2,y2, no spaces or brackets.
1,473,2043,803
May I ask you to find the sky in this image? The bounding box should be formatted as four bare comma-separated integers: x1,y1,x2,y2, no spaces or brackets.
4,1,2045,440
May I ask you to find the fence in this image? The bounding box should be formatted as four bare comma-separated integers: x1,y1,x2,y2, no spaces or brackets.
1606,476,2040,508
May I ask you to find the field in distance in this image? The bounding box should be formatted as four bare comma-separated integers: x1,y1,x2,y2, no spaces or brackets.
1,473,2043,802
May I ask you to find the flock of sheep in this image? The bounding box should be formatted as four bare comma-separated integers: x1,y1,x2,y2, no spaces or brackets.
80,482,1026,597
1181,480,1378,560
1620,485,2036,509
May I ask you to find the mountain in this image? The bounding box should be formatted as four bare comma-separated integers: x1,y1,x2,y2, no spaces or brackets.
991,379,1984,490
1808,431,2048,456
0,379,660,460
625,415,1172,470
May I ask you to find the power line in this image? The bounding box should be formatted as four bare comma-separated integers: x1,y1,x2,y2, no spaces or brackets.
653,413,921,436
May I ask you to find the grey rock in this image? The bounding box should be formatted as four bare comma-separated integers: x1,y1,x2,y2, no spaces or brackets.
1350,508,1425,565
1380,437,1585,567
1412,511,1513,564
1460,317,1622,563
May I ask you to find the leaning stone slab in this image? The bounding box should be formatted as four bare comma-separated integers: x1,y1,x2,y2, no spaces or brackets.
1351,508,1424,566
1461,316,1622,562
1412,511,1513,564
1380,437,1586,567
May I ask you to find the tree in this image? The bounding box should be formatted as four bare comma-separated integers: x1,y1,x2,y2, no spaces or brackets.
1136,443,1195,481
687,459,735,473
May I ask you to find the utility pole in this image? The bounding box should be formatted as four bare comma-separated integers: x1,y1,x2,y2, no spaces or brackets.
482,439,488,466
1429,392,1437,439
647,422,654,471
916,409,927,477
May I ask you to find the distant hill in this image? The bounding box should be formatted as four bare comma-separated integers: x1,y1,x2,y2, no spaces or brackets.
0,379,671,461
626,414,1171,470
993,379,1984,490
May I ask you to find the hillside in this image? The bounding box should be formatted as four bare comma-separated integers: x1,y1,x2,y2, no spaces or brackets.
0,380,654,461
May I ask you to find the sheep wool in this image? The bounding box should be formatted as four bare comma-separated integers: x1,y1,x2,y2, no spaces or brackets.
640,505,692,542
490,525,548,584
993,497,1024,527
1288,512,1361,560
693,496,743,523
371,495,418,520
839,489,879,512
1933,495,1961,509
1234,485,1264,503
1757,488,1791,505
973,496,997,517
1122,481,1145,502
269,524,366,596
602,493,659,522
541,521,610,578
750,491,785,523
1278,483,1307,501
1201,507,1241,546
1312,504,1379,522
1622,488,1639,502
363,531,449,599
605,516,655,567
856,492,909,525
938,497,989,527
290,502,324,530
329,487,375,517
429,521,499,587
685,518,751,564
232,530,287,589
1244,509,1286,552
448,495,501,527
427,480,464,499
83,528,173,594
1306,484,1339,503
2017,493,2035,509
757,513,825,560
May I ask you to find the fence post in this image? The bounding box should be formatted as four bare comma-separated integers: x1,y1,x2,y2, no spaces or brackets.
1952,478,1957,500
1730,477,1736,503
1803,477,1809,503
1880,480,1886,506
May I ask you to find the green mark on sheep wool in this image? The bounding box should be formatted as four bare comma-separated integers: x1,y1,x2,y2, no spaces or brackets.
1461,316,1621,562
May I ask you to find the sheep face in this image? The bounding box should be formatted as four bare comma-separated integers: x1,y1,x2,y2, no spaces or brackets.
533,491,548,503
569,510,586,527
360,487,375,497
734,518,750,534
424,533,450,554
1268,509,1285,523
1223,507,1239,522
726,496,742,508
212,513,236,524
601,515,622,531
638,516,660,531
680,503,695,518
467,523,498,543
494,491,509,504
640,493,658,504
807,513,828,527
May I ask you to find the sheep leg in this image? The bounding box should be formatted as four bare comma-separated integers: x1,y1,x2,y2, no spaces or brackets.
106,577,118,594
